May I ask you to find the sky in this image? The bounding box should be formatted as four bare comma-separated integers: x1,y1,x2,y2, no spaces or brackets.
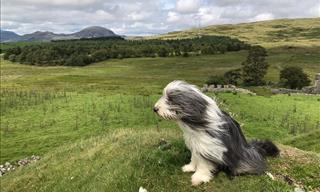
1,0,319,36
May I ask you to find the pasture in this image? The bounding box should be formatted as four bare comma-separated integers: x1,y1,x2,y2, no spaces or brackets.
0,44,320,191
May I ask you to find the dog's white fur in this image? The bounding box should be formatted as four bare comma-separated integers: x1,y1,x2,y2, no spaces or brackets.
154,81,226,185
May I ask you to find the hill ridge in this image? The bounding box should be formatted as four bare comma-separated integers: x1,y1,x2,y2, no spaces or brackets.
0,26,119,42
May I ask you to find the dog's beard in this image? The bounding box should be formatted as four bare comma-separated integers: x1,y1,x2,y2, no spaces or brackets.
154,97,178,120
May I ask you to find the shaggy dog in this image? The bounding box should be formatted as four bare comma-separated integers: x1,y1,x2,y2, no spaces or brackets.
153,81,279,186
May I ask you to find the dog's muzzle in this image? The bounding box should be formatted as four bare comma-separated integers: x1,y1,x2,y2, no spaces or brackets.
153,107,159,113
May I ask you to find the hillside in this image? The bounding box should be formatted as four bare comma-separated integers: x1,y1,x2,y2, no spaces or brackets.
1,128,319,192
0,30,21,42
1,54,320,191
0,26,119,42
152,18,320,48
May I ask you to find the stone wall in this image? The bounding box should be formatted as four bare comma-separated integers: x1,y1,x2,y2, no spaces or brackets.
201,84,256,95
272,73,320,95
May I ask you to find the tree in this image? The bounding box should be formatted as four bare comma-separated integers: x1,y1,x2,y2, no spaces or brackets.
206,75,226,85
65,54,91,66
158,47,169,57
242,46,268,86
280,66,311,89
182,52,189,57
224,68,242,85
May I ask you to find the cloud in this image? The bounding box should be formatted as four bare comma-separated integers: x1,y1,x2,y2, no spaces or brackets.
176,0,201,14
252,13,275,22
1,0,319,36
167,11,181,23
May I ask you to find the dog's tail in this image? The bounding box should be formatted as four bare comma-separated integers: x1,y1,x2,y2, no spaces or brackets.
250,140,280,157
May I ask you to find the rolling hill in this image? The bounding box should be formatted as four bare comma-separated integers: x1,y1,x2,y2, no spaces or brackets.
1,18,320,191
0,26,119,42
152,18,320,47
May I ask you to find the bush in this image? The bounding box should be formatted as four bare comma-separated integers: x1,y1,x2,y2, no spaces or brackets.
206,75,226,85
224,68,242,85
65,54,91,66
182,52,189,57
280,66,311,89
8,54,17,62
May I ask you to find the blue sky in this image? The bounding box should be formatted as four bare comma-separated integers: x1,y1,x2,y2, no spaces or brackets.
1,0,319,36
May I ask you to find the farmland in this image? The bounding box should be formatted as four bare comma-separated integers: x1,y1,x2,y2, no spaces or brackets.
1,18,320,192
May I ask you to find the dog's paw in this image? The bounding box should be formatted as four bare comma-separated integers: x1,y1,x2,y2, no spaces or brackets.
191,172,212,186
182,164,196,172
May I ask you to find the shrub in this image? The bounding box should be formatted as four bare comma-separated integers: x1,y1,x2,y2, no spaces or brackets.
182,52,189,57
206,75,226,85
65,54,91,66
224,68,242,85
280,66,311,89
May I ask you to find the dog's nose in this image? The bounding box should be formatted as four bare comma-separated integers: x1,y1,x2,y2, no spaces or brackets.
153,107,159,113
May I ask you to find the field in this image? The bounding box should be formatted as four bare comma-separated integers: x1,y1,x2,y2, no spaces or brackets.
1,47,320,191
1,18,320,192
152,18,320,48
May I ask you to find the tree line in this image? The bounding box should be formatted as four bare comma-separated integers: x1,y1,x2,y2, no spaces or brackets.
3,36,249,66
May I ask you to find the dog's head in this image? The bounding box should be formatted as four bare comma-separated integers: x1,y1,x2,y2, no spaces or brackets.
153,81,210,126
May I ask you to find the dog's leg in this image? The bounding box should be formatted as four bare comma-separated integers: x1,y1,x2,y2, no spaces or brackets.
182,152,197,172
191,156,214,186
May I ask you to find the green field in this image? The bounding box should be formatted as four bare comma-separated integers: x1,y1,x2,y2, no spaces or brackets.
1,18,320,192
153,18,320,48
1,48,320,191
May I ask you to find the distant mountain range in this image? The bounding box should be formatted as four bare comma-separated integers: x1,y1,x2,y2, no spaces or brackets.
0,26,119,42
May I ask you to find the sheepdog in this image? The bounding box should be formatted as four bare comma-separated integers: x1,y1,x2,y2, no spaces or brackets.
153,81,279,186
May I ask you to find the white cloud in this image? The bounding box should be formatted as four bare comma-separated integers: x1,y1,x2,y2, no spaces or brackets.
1,0,319,36
176,0,201,14
7,0,100,6
252,13,274,22
128,11,151,21
167,11,181,23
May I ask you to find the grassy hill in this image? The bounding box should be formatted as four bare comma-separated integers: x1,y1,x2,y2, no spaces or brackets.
1,18,320,191
1,56,320,191
1,128,319,192
152,18,320,48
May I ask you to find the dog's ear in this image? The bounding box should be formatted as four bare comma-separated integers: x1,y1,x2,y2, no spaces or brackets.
167,88,209,128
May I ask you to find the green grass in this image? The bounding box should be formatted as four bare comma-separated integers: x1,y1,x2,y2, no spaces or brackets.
283,130,320,152
1,128,319,192
1,47,319,93
2,90,319,164
1,31,320,191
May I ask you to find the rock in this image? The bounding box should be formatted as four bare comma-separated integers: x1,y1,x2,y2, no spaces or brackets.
294,187,305,192
0,155,41,177
139,187,148,192
266,172,275,180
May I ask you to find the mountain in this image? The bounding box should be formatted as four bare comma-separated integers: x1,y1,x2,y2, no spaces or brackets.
0,30,21,42
72,26,116,38
152,18,320,48
0,26,119,42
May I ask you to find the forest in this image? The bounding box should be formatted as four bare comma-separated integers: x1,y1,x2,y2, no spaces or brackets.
3,36,249,66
